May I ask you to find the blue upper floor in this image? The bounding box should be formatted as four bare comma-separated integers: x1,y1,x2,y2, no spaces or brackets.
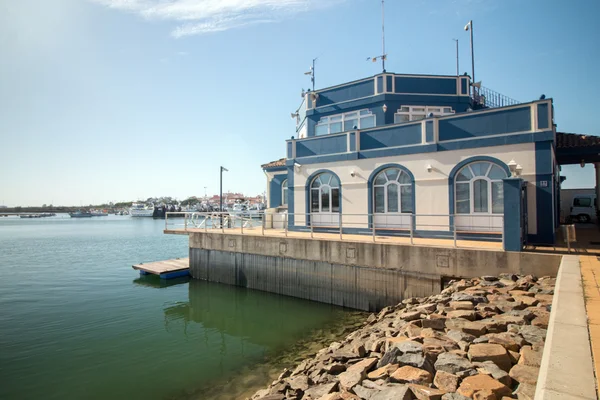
295,72,472,139
284,99,555,165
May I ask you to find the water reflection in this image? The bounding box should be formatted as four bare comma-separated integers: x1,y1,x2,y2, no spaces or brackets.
164,279,350,347
132,274,190,288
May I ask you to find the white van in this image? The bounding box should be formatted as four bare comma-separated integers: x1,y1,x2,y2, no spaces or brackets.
570,195,597,223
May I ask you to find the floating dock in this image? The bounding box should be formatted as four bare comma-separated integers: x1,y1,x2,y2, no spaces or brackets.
132,258,189,279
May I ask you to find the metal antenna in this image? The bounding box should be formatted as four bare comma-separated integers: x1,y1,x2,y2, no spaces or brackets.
367,0,387,72
452,39,459,76
381,0,386,72
304,58,317,91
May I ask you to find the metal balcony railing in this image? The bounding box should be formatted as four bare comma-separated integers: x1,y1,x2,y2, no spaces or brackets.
473,86,521,109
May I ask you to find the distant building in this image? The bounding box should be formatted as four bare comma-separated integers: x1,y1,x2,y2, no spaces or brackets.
0,205,7,209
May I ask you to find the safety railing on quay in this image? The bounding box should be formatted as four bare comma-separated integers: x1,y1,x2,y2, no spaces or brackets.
165,212,504,249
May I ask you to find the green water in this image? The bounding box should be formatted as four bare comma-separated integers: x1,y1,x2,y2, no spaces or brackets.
0,215,363,400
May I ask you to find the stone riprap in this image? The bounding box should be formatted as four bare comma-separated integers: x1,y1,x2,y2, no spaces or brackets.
249,274,555,400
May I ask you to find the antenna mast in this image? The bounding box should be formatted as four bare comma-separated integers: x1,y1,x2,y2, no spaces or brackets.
381,0,386,72
304,58,317,91
367,1,387,71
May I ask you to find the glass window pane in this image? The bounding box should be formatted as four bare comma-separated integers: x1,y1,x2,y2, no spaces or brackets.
411,114,425,121
311,189,319,212
398,171,411,184
400,106,409,112
401,185,413,213
315,124,328,136
360,110,371,115
319,173,331,185
456,167,473,181
473,179,489,212
492,181,503,213
282,180,287,189
387,183,399,212
374,173,387,185
331,188,340,212
413,107,425,112
456,182,470,214
428,107,441,113
395,114,410,123
375,187,385,213
488,165,507,180
330,122,342,133
330,115,342,122
385,168,399,181
344,119,358,131
321,186,330,212
311,177,321,188
443,107,453,113
470,162,490,177
360,115,375,129
329,175,339,188
345,112,358,118
282,188,288,205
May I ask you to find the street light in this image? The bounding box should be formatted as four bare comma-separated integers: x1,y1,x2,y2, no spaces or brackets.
220,166,228,225
464,20,475,96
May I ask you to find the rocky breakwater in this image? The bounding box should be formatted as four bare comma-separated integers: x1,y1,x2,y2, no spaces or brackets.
250,274,555,400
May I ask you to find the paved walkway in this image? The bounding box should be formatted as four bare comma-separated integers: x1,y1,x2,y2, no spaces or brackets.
580,255,600,399
165,227,504,250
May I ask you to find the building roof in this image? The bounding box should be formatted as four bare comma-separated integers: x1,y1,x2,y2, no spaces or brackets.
557,132,600,149
261,158,286,169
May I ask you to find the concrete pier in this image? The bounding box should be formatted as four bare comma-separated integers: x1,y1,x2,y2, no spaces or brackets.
169,230,562,311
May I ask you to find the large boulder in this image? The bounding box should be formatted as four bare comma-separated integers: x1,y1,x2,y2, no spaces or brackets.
433,370,459,392
303,382,338,400
509,364,539,385
434,353,475,375
370,386,414,400
390,366,433,385
468,343,512,372
408,384,446,400
456,374,512,398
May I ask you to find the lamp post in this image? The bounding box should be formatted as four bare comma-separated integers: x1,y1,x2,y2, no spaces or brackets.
464,20,475,95
452,39,459,76
220,166,228,225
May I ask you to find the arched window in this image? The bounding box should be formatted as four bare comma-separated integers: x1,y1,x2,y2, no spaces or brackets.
373,168,413,214
282,180,288,206
310,173,340,213
455,161,507,215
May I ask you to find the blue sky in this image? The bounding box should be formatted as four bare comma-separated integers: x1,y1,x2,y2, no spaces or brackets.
1,0,599,206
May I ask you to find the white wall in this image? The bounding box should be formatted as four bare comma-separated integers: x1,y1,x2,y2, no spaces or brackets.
292,142,538,233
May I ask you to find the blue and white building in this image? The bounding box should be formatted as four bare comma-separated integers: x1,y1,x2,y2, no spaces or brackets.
262,72,558,250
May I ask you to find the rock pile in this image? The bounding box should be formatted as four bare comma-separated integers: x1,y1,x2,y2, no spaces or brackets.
250,274,554,400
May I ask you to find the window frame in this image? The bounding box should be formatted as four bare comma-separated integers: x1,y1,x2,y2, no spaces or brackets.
394,105,455,123
315,109,376,136
373,168,413,214
281,179,288,206
310,173,340,213
454,162,507,215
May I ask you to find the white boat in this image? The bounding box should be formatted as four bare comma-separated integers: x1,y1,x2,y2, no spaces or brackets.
130,203,154,217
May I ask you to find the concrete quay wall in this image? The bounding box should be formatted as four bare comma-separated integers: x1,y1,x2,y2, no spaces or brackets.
188,232,561,311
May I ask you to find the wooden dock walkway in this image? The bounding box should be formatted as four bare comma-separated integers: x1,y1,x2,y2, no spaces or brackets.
132,258,189,279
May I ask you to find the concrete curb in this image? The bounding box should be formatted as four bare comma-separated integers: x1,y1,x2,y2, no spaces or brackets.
535,255,597,400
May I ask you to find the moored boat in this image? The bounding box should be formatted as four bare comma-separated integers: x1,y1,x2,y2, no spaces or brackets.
130,203,154,217
69,211,93,218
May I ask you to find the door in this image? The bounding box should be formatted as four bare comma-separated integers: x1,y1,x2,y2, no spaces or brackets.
310,173,340,227
521,183,528,247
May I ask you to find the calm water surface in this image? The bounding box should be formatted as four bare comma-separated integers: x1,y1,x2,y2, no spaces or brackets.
0,215,362,400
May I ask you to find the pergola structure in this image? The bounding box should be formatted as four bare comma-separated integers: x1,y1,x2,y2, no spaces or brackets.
557,132,600,213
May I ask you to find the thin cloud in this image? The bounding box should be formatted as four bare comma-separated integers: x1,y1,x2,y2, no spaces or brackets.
91,0,343,37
